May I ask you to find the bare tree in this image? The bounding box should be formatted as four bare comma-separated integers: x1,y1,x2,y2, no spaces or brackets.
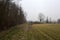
46,17,49,23
38,13,45,23
57,19,60,23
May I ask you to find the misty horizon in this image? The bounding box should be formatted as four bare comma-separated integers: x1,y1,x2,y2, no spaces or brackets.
13,0,60,21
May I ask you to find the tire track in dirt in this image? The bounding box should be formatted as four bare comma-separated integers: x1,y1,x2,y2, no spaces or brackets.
20,24,29,40
25,24,35,40
20,24,32,40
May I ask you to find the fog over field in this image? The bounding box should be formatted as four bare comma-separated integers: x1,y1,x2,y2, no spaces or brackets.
20,0,60,21
12,0,60,21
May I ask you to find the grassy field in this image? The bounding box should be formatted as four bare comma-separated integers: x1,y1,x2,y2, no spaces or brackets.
0,24,60,40
25,24,60,40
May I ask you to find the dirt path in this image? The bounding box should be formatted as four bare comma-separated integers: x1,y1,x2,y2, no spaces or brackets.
18,24,32,40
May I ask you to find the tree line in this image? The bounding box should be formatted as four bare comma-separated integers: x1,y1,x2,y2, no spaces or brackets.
29,13,60,24
38,13,60,24
0,0,26,30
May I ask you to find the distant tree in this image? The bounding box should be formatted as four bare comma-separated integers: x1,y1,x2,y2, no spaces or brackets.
50,17,52,23
57,19,60,23
38,13,45,23
46,17,49,23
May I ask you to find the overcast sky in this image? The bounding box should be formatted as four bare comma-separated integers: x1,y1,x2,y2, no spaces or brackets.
13,0,60,21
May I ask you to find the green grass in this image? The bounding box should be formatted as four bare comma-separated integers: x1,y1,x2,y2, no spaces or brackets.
0,24,27,40
0,24,60,40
